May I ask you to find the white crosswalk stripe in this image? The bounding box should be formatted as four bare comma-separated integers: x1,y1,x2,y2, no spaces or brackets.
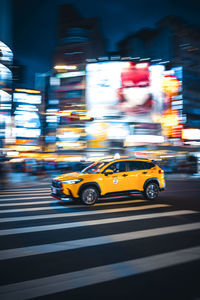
0,190,50,196
0,208,194,223
0,204,172,236
0,196,51,202
0,200,152,211
0,204,64,214
0,199,167,213
0,193,50,199
0,187,50,193
0,200,52,207
0,188,200,300
0,246,200,300
0,221,199,260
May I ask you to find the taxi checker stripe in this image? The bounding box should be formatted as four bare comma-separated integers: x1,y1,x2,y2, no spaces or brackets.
0,206,193,236
0,222,199,261
0,246,200,299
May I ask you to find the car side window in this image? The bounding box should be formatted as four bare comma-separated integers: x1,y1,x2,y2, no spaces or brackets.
128,161,155,171
140,162,155,170
128,161,142,171
105,161,126,173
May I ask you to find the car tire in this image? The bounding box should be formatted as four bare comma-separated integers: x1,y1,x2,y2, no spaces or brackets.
80,186,98,205
143,182,159,200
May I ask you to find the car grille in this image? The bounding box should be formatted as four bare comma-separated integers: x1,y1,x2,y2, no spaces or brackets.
52,180,62,188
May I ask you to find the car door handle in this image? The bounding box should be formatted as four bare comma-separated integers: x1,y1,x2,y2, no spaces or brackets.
122,174,128,177
142,172,147,174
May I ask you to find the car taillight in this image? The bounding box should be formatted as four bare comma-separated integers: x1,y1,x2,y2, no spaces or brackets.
60,182,63,191
158,169,164,174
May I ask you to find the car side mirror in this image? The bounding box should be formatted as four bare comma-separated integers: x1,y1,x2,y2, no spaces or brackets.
104,169,114,176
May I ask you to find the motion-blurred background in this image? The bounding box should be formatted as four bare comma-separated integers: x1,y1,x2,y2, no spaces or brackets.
0,0,200,188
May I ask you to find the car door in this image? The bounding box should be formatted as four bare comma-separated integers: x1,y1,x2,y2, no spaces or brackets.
102,161,130,194
131,161,156,190
126,161,141,190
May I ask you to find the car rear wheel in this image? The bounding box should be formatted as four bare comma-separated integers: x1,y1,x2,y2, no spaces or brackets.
143,182,159,200
81,186,98,205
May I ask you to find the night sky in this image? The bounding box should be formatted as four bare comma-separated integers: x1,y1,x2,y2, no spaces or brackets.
12,0,199,88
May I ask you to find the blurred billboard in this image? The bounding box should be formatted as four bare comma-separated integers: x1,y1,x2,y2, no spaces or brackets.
13,92,42,140
86,62,165,123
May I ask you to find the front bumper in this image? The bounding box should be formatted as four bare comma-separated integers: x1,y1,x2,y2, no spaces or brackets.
50,186,72,201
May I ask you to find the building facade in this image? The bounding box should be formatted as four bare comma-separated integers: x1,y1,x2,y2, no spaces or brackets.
119,16,200,130
43,4,105,152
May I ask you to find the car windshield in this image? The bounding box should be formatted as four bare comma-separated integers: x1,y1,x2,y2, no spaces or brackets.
82,162,108,174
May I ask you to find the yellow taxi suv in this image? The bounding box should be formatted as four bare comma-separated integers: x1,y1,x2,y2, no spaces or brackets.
51,158,165,205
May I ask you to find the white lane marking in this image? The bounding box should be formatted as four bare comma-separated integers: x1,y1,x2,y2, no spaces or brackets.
0,205,63,214
0,199,146,213
0,221,199,261
0,202,167,215
0,192,50,198
0,198,141,204
0,191,136,197
0,189,50,194
96,199,144,205
0,196,52,205
164,189,200,193
0,246,200,299
0,191,51,201
0,207,193,224
0,188,50,193
0,204,178,236
0,201,53,207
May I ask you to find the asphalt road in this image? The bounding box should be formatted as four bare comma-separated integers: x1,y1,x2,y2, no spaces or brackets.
0,179,200,300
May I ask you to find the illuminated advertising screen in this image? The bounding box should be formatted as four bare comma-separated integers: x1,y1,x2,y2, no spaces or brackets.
13,93,41,104
13,93,41,139
0,63,12,81
86,62,165,122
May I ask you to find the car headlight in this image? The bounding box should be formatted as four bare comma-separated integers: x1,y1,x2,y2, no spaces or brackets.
62,179,83,184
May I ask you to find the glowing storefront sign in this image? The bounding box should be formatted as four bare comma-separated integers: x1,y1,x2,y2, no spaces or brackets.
13,93,41,104
0,63,12,81
0,41,13,63
0,90,11,102
14,110,40,128
14,128,41,138
56,71,85,79
107,123,130,139
15,89,41,94
182,129,200,140
125,135,164,145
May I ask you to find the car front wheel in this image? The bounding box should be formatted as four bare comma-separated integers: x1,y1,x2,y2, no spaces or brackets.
80,186,98,205
143,182,159,200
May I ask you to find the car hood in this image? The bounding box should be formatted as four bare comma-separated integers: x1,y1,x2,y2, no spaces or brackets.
55,172,94,182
